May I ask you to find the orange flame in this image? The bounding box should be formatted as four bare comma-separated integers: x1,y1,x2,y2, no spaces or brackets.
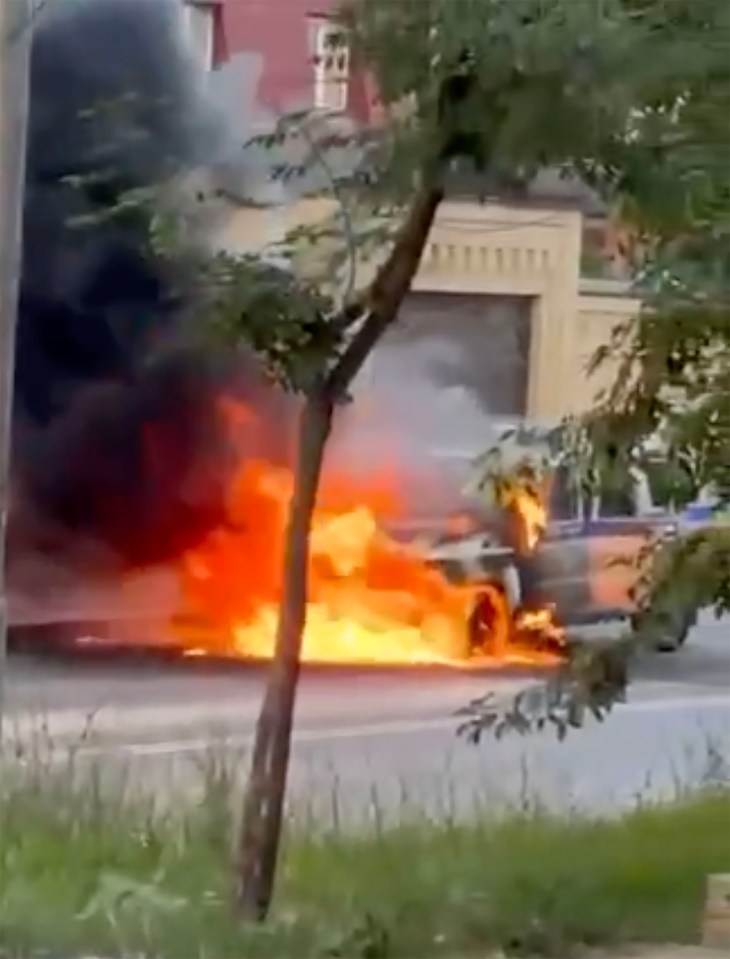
515,605,564,648
172,401,561,667
507,480,564,650
510,488,547,552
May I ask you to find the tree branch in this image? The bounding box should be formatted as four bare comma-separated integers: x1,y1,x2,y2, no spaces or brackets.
325,178,443,397
296,120,358,312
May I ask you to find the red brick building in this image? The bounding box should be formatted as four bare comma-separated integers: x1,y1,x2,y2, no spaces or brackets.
183,0,376,122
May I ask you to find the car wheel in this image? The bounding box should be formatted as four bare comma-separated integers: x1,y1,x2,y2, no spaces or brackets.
656,606,696,652
632,606,694,653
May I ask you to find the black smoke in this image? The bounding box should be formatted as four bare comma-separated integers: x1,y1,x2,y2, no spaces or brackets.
10,0,277,578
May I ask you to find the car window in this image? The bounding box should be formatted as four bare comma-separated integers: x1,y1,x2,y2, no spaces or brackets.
596,464,638,518
548,465,581,520
599,486,636,517
597,467,663,518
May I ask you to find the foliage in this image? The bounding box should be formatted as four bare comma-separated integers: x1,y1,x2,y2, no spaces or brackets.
464,429,553,510
650,524,730,618
460,634,634,741
581,0,730,623
450,2,728,744
348,0,645,182
642,455,697,510
201,253,342,393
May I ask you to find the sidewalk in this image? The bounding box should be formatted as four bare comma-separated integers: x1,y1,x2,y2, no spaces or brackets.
587,947,725,958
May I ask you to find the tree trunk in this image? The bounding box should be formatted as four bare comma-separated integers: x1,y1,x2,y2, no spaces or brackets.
234,390,333,921
234,179,443,924
326,183,444,396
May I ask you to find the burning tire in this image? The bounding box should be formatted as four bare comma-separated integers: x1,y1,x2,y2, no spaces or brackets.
467,582,512,656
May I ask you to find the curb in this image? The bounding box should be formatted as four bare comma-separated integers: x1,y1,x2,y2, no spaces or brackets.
702,873,730,950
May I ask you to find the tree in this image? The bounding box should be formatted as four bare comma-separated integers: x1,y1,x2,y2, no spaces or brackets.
584,0,730,617
460,0,730,741
207,0,718,922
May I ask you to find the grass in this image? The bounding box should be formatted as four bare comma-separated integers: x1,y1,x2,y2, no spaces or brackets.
0,750,728,959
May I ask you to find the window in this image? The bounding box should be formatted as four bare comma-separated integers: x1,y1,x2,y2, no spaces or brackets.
181,0,215,72
548,466,582,521
312,19,350,112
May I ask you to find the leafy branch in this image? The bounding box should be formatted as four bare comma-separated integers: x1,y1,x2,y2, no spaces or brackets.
458,637,632,742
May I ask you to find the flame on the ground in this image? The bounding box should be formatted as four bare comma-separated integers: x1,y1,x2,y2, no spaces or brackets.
515,604,565,648
173,401,563,668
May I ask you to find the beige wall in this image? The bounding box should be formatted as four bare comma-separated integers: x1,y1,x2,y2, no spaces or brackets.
413,201,583,419
217,198,638,420
573,280,640,412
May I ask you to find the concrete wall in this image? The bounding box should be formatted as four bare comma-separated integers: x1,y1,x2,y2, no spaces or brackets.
574,280,640,411
412,201,583,419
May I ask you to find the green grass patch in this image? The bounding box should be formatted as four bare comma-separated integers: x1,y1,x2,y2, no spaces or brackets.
0,759,728,958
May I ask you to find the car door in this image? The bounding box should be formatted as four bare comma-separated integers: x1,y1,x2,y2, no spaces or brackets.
532,469,594,621
583,516,649,612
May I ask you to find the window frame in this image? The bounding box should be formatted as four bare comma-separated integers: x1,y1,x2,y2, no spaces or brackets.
311,17,350,113
181,0,216,73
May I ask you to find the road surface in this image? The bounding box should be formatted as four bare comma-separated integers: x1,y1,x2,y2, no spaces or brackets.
4,614,729,824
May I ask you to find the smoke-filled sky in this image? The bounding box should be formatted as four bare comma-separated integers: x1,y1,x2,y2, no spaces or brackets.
10,0,280,576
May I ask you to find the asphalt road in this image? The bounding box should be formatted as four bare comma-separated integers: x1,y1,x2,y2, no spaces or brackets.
4,614,729,823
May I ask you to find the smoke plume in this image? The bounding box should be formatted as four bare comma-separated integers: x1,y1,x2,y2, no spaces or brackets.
10,0,275,582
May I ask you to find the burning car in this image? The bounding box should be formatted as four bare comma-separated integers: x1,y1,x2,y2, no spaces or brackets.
170,410,694,668
170,411,563,669
164,415,566,668
11,410,689,669
412,423,698,657
9,1,691,670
